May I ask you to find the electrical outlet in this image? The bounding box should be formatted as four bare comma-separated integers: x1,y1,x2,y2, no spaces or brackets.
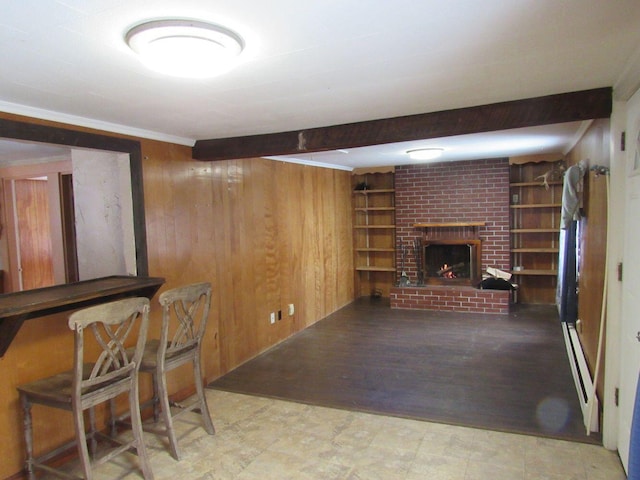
270,312,276,324
288,304,295,316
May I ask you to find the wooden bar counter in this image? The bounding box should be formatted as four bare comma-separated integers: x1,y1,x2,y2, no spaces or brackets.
0,275,165,357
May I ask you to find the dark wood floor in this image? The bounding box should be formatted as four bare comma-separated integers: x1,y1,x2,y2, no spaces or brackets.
209,297,599,444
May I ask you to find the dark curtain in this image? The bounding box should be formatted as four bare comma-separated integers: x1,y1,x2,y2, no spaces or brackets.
557,220,578,323
629,372,640,479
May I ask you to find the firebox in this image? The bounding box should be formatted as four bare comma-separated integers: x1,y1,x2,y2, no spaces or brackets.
422,239,481,285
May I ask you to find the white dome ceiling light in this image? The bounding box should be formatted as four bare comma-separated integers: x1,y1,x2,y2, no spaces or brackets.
125,19,245,78
406,148,444,161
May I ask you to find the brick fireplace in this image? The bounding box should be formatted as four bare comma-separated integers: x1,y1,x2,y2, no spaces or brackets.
390,158,511,313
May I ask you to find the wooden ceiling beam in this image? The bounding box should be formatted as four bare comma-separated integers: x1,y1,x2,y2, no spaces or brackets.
192,87,612,161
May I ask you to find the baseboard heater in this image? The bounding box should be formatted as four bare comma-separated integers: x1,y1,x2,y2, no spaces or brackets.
562,321,599,433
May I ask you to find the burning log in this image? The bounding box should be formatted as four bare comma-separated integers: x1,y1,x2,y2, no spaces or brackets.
438,262,465,277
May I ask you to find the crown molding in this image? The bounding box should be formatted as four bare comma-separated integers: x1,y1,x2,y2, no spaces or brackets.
265,155,352,171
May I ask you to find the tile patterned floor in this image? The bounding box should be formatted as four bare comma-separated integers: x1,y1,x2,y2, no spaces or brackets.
64,390,626,480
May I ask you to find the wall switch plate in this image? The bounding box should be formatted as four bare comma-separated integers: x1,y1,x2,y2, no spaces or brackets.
288,304,295,316
270,312,276,324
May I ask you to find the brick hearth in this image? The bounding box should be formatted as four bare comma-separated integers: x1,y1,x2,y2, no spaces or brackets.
390,285,510,314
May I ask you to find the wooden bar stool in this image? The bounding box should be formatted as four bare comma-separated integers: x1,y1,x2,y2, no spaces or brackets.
17,297,154,480
139,282,215,460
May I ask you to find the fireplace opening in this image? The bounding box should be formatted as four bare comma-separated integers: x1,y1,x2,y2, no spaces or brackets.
422,239,481,285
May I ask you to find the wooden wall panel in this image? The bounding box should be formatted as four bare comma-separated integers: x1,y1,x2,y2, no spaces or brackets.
141,146,355,383
335,171,355,307
565,118,610,400
276,163,299,337
0,113,354,479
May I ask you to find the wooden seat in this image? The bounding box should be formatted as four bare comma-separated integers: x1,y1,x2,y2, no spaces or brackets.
140,282,215,460
17,297,154,480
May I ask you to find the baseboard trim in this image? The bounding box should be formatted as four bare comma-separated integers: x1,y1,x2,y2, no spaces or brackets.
562,321,599,432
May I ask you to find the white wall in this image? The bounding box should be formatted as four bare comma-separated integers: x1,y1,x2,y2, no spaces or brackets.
71,150,136,280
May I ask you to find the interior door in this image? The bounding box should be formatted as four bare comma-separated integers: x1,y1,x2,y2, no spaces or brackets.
618,92,640,472
13,178,55,290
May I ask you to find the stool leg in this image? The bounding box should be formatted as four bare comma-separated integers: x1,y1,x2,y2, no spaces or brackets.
72,403,93,480
151,373,160,423
20,393,36,480
193,356,215,435
88,407,98,456
156,368,180,460
109,398,117,437
129,376,155,480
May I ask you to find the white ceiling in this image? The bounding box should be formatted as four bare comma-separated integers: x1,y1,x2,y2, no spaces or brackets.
0,139,70,165
1,1,639,169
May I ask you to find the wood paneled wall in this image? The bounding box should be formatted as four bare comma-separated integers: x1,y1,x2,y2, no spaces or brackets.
141,145,354,375
0,113,354,479
565,118,610,400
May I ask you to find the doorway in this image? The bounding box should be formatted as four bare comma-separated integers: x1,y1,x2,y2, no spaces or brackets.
617,87,640,473
1,160,75,292
0,148,137,294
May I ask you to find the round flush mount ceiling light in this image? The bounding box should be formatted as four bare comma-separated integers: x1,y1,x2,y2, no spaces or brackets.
406,148,444,161
125,19,245,78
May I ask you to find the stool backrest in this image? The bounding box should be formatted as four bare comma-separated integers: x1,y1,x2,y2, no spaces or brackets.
158,282,211,359
68,297,150,395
